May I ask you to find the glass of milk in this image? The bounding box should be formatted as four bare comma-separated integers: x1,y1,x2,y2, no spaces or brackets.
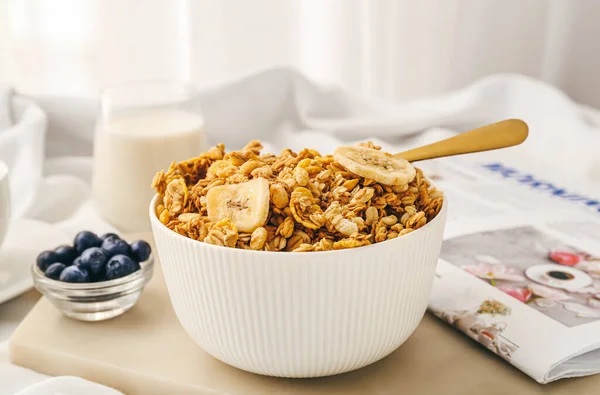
92,80,207,232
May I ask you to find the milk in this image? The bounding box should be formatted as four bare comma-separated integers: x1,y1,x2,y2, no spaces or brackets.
92,109,206,232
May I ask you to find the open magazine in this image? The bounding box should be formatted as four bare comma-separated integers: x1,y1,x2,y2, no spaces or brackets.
420,152,600,383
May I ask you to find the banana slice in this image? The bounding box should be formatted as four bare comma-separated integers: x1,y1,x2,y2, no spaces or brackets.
206,178,270,233
334,146,416,186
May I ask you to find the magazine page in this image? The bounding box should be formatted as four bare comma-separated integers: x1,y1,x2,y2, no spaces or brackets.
422,153,600,383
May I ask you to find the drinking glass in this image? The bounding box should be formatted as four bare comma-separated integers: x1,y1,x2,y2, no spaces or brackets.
92,80,207,232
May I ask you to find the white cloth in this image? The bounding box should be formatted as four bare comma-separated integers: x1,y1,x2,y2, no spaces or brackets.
1,68,600,393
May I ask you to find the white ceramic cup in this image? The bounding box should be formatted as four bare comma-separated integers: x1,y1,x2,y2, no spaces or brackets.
0,161,10,249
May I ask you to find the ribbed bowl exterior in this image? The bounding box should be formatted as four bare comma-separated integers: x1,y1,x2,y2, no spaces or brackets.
150,195,447,378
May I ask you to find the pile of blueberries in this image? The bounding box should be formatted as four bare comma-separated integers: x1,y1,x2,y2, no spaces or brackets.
37,231,152,283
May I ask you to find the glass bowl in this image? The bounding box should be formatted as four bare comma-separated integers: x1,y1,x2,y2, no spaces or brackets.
31,255,154,321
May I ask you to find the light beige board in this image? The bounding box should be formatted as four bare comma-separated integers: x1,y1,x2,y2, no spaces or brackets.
9,233,600,395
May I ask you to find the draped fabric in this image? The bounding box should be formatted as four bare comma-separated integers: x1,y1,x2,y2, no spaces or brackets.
1,0,600,107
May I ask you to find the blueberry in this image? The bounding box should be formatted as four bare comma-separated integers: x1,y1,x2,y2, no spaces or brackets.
37,250,59,271
105,255,140,280
74,231,101,254
102,237,131,258
130,240,151,262
89,273,106,283
72,256,84,268
45,262,66,280
79,247,108,276
100,233,120,242
54,245,78,265
59,266,90,283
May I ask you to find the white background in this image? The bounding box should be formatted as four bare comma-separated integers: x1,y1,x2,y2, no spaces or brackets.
1,0,600,107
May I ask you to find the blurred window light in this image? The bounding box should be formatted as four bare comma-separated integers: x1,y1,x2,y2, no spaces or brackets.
8,0,97,49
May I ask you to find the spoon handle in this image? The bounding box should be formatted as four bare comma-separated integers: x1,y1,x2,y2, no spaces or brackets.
394,119,529,162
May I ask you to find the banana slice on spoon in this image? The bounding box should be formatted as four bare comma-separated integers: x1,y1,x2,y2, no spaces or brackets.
334,146,416,186
206,178,270,233
335,119,530,185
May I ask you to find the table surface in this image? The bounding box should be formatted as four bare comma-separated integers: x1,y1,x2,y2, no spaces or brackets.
7,233,600,395
0,289,40,342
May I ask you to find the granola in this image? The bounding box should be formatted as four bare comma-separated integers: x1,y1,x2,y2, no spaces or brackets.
152,140,443,252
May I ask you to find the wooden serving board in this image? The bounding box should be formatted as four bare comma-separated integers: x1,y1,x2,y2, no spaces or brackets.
8,234,600,394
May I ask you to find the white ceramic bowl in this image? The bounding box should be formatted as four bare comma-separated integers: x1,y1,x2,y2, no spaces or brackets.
0,161,10,249
150,194,447,378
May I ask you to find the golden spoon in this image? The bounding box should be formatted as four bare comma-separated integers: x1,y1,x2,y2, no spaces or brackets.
394,119,529,162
